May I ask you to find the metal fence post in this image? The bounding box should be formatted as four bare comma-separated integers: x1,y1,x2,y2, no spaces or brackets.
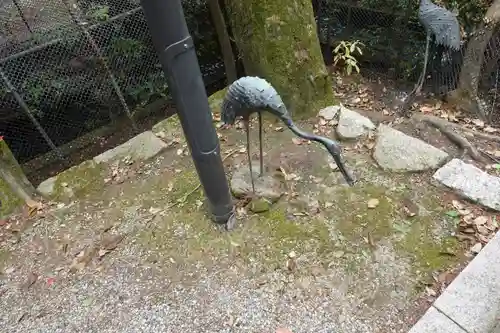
140,0,234,224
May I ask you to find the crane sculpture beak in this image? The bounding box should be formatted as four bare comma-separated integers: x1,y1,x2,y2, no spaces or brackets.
324,140,355,186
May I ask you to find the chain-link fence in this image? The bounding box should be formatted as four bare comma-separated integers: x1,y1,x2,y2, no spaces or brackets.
0,0,226,183
315,0,500,121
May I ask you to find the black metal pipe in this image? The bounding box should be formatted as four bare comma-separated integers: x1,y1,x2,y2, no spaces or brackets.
140,0,234,224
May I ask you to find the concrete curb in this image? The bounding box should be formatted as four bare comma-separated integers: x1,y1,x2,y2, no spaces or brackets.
409,231,500,333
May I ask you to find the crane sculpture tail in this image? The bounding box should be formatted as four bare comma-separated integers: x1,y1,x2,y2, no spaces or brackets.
221,76,355,193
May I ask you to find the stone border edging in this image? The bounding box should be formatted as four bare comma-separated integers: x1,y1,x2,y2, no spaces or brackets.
409,231,500,333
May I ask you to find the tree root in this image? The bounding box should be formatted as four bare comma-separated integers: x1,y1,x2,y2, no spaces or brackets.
412,114,488,163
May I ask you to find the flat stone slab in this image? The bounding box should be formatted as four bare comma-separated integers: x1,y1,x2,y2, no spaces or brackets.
409,307,467,333
373,124,449,172
230,165,284,202
336,107,375,139
37,160,105,200
432,231,500,333
94,131,167,165
433,159,500,211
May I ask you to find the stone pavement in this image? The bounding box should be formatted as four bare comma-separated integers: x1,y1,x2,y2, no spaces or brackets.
409,231,500,333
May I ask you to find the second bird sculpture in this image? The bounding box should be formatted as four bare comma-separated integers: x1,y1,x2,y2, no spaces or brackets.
221,76,354,193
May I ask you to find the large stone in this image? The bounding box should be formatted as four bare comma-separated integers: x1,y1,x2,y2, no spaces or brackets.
318,105,340,120
230,165,284,202
409,306,466,333
336,107,375,139
373,125,449,172
37,160,105,201
432,231,500,333
94,131,167,165
433,159,500,211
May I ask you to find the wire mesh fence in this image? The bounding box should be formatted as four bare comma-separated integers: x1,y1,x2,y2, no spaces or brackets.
2,0,500,182
0,0,226,182
315,0,500,121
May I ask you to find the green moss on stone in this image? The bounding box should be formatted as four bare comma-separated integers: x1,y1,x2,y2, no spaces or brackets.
319,183,461,276
50,160,106,201
224,0,336,119
208,88,228,114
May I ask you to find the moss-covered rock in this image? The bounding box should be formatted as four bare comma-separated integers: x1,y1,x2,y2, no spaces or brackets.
249,197,272,213
37,160,106,201
224,0,335,118
0,140,35,217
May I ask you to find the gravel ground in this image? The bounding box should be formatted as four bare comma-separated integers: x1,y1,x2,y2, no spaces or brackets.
0,119,467,333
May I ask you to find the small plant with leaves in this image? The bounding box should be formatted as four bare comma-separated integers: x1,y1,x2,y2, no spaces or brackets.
88,5,109,22
333,40,364,76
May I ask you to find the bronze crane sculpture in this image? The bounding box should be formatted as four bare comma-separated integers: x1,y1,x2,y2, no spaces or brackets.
221,76,354,194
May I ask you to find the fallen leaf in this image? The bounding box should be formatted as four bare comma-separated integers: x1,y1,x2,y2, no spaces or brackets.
275,126,284,132
473,216,488,226
332,250,345,258
419,105,434,113
402,198,418,217
291,138,303,145
451,200,465,210
425,286,437,297
46,277,55,287
367,198,380,209
462,227,476,234
472,119,485,127
148,207,162,215
470,243,482,254
329,162,338,170
484,126,497,133
477,226,489,235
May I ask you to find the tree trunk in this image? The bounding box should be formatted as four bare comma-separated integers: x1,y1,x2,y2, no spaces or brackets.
208,0,238,84
223,0,335,118
457,0,500,98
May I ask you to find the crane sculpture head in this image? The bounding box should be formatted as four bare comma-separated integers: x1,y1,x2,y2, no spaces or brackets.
221,76,355,195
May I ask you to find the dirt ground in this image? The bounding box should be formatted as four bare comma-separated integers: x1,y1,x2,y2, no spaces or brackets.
1,102,499,333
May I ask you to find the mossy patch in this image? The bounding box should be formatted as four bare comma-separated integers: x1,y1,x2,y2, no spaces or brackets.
38,160,106,202
208,88,228,114
319,182,462,278
152,114,182,135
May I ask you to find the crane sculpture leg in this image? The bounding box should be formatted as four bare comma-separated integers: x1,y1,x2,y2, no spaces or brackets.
243,118,255,194
258,112,264,176
416,33,431,95
243,113,265,195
